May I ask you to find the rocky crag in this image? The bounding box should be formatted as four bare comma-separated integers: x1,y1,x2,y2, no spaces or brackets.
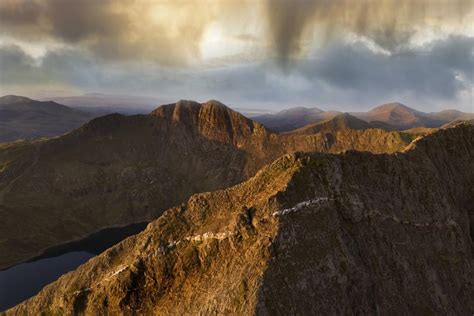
6,124,473,315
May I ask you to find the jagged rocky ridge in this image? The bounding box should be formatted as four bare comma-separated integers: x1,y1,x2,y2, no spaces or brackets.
5,124,473,315
0,100,416,269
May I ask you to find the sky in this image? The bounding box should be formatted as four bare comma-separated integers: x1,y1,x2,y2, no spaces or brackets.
0,0,473,112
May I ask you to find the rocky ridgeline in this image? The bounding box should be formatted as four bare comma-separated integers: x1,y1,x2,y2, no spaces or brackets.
0,100,414,269
5,124,473,315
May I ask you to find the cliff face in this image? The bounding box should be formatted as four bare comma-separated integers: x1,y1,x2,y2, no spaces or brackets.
6,124,473,315
0,100,415,269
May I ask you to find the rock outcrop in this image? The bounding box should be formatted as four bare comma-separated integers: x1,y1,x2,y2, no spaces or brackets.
5,124,473,315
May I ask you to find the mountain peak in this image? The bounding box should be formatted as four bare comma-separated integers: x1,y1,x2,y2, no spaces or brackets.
200,99,236,117
202,99,229,108
369,102,417,114
292,112,371,135
332,112,364,122
0,95,34,105
150,100,200,122
150,99,236,122
150,100,265,144
319,112,370,129
356,102,439,129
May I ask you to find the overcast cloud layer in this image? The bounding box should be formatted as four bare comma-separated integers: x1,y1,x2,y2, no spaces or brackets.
0,0,472,112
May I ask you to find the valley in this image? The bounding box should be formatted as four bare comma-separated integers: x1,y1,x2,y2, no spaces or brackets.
1,1,472,313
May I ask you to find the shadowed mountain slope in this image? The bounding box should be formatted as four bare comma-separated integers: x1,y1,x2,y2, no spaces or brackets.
0,95,94,142
0,100,415,269
5,124,473,315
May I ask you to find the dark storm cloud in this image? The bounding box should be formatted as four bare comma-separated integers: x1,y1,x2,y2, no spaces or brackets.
0,0,125,42
0,45,106,89
299,36,474,100
1,35,472,112
43,0,128,42
0,0,41,25
0,45,45,83
0,43,198,97
263,0,473,67
0,0,225,65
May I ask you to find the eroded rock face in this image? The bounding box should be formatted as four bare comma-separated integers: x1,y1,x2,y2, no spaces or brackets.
6,125,473,315
0,100,414,269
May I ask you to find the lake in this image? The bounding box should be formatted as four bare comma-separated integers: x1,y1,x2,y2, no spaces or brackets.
0,222,147,312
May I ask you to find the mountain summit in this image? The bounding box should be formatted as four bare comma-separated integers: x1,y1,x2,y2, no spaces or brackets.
0,95,34,105
151,100,265,144
360,102,435,128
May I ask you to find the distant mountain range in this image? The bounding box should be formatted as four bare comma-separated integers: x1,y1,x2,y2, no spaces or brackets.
1,95,472,144
0,99,419,270
7,123,473,315
0,95,94,142
253,102,474,132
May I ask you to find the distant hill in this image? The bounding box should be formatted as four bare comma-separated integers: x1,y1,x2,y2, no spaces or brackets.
43,93,164,115
252,107,341,132
429,109,474,122
0,95,94,142
351,102,446,129
290,113,377,135
254,102,473,132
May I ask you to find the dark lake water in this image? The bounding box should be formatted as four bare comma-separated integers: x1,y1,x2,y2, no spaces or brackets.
0,222,147,312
